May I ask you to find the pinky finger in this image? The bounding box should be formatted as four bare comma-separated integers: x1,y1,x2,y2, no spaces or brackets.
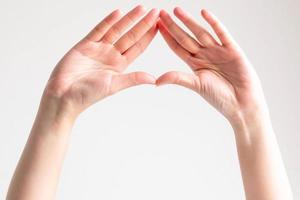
156,71,200,92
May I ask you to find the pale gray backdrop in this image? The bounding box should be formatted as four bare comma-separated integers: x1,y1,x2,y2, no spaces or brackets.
0,0,299,199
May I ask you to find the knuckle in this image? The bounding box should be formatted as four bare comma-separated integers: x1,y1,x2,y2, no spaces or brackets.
130,73,139,85
177,35,186,44
135,41,144,53
196,29,207,39
178,36,191,47
126,14,136,25
169,21,178,31
111,25,122,36
141,17,153,29
126,30,137,42
103,25,121,42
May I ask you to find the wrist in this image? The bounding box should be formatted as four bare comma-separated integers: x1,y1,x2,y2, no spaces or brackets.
228,107,275,147
34,91,78,136
41,87,79,120
229,104,272,136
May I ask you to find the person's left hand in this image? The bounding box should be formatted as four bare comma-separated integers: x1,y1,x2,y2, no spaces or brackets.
156,8,265,122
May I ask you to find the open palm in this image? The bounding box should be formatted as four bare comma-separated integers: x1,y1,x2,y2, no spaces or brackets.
157,8,265,120
45,6,159,114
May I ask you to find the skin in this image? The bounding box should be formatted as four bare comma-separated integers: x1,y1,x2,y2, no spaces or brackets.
6,6,293,200
6,5,159,200
157,7,293,200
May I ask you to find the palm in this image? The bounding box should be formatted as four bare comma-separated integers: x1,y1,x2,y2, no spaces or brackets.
157,8,263,119
71,41,127,70
44,7,159,113
47,41,127,107
191,44,260,114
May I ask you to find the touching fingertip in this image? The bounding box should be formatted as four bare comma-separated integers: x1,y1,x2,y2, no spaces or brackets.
157,21,166,32
157,19,162,26
149,76,157,83
156,20,162,27
141,73,156,84
155,76,167,86
155,80,163,86
156,81,167,87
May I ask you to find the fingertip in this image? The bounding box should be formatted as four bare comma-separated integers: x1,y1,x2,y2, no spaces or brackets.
153,24,159,32
112,9,119,14
157,19,163,27
134,4,146,14
159,9,168,17
155,77,166,86
109,9,122,19
150,8,159,16
137,72,157,85
200,9,206,14
173,6,182,15
154,19,159,29
155,72,172,86
200,9,209,18
173,7,189,21
136,4,145,10
157,20,164,29
145,77,157,85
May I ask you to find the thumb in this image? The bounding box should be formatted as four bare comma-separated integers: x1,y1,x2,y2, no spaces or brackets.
110,71,156,94
156,71,199,92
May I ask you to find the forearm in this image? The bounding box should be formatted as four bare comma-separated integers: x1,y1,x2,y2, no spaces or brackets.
7,94,76,200
231,109,293,200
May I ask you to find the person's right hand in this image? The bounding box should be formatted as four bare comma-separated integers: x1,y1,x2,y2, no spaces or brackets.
156,8,267,123
44,5,159,117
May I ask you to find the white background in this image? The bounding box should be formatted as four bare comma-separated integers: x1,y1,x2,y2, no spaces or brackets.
0,0,299,199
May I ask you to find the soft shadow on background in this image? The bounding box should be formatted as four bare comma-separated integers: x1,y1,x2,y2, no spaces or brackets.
0,0,299,199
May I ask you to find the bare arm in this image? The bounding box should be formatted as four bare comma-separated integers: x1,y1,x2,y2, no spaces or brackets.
6,96,75,200
7,6,159,199
157,7,293,199
232,108,292,199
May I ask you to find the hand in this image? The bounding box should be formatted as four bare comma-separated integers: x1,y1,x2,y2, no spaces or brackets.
44,5,159,116
157,8,267,122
